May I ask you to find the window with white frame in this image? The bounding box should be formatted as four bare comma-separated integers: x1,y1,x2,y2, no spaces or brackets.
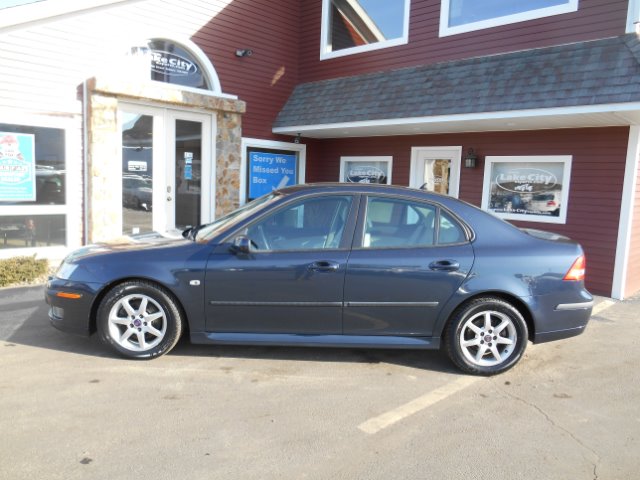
440,0,578,37
481,155,572,224
241,138,306,204
320,0,411,60
0,123,68,252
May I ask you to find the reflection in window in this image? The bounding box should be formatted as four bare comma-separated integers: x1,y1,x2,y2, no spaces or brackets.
0,124,65,206
175,119,202,230
325,0,409,55
121,113,153,235
0,214,65,249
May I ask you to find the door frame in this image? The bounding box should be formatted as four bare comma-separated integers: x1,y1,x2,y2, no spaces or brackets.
409,146,462,198
118,103,215,233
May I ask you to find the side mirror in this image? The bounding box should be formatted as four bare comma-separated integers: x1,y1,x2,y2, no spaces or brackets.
230,235,252,255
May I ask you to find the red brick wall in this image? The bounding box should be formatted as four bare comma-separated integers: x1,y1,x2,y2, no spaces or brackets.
306,127,629,296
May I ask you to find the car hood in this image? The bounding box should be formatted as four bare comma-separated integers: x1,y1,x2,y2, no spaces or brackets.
64,231,189,262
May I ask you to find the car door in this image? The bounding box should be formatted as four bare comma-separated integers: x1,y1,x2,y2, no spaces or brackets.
343,195,474,336
204,194,357,334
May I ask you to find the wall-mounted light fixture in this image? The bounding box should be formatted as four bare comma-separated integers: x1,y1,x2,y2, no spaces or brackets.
464,148,478,168
235,49,253,58
294,133,302,144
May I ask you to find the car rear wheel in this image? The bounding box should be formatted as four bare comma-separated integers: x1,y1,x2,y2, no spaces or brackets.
97,281,183,359
444,297,528,375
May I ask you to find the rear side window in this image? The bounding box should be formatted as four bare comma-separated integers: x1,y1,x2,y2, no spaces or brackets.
438,210,466,245
362,196,467,248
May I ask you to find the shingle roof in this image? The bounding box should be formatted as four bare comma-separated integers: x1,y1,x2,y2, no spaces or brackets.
274,34,640,128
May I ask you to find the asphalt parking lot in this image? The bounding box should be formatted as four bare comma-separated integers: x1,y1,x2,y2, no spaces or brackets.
1,286,638,480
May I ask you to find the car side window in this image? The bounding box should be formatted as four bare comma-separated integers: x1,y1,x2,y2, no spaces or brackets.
363,197,436,248
438,210,467,245
245,196,352,251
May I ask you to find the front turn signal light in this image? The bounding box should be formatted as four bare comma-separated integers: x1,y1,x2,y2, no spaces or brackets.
563,255,586,281
56,292,82,299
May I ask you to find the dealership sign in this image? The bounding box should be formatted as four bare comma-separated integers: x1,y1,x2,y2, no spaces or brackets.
495,168,558,193
346,165,386,183
0,132,36,202
149,50,198,77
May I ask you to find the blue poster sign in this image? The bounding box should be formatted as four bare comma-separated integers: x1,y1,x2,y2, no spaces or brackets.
0,132,36,202
249,151,297,199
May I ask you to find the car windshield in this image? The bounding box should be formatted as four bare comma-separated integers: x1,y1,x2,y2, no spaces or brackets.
194,193,278,241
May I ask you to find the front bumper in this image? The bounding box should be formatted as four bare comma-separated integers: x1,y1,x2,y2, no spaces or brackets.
45,277,101,336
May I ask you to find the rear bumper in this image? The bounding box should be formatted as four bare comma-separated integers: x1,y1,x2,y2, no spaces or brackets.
45,277,100,336
531,293,592,344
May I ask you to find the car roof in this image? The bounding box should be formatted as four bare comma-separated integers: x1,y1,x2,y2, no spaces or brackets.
277,182,450,201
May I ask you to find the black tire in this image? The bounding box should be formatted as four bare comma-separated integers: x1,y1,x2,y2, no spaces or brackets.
97,280,183,359
444,297,528,376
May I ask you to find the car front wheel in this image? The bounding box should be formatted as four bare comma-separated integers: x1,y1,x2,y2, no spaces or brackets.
97,281,183,359
444,297,528,375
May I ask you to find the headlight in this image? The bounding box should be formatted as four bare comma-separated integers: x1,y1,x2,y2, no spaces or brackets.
56,262,78,280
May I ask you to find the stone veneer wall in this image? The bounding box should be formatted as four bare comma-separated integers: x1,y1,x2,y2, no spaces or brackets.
86,77,245,243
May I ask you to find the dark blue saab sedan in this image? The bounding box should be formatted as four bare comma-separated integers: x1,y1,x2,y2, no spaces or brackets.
45,184,592,375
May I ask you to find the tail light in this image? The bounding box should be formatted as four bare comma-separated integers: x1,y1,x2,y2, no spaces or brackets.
563,255,586,281
547,201,556,207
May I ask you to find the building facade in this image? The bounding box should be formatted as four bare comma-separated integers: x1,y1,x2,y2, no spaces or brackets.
1,0,640,299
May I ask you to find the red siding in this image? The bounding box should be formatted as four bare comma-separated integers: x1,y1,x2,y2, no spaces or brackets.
625,153,640,297
299,0,628,83
192,0,300,140
306,127,629,296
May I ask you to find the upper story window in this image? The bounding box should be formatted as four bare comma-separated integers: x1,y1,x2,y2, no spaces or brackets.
439,0,578,37
320,0,411,60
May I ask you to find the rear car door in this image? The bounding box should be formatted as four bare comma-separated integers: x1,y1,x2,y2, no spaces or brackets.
343,195,474,336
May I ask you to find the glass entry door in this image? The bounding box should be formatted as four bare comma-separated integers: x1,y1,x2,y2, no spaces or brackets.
409,147,461,198
119,105,212,235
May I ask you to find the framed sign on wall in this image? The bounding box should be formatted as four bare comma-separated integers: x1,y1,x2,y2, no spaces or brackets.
481,156,572,224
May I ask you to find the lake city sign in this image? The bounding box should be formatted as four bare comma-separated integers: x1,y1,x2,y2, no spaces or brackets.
149,50,197,77
495,168,557,193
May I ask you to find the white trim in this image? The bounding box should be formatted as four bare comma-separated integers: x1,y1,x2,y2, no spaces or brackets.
481,155,572,225
0,112,82,258
240,138,307,206
627,0,640,34
612,126,640,299
409,146,461,198
274,102,640,136
339,156,393,184
0,0,139,30
320,0,411,60
439,0,579,37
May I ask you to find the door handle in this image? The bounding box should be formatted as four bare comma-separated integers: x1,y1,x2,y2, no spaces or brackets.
429,260,460,271
308,261,340,272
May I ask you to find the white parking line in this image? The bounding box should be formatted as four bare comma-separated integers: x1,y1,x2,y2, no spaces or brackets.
358,376,481,434
592,299,615,316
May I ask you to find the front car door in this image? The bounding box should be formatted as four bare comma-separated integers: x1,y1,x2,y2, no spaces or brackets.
205,194,357,334
343,195,474,336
